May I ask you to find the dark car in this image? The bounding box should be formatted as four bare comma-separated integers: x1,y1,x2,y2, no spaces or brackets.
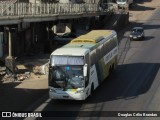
129,27,144,40
54,32,80,45
61,32,78,38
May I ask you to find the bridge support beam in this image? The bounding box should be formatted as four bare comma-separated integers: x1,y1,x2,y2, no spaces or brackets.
5,27,16,74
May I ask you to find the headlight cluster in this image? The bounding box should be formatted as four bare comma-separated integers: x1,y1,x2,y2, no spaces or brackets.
76,90,84,93
75,88,84,93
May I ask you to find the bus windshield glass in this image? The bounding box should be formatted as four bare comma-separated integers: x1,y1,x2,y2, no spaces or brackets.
51,55,84,66
49,65,84,89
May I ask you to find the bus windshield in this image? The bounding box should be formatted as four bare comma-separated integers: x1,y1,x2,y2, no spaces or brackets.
50,55,84,66
49,65,84,89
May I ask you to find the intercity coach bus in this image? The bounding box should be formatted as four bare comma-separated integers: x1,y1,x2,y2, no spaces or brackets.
49,30,118,100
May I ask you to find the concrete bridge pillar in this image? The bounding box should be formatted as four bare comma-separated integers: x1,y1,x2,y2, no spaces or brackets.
5,27,17,74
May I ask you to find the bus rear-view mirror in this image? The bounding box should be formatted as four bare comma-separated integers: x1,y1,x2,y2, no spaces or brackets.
83,64,87,77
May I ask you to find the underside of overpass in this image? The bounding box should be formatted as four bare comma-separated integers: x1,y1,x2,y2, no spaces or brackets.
0,11,128,59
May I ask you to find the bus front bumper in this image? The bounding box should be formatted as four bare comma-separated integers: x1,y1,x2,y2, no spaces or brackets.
49,90,86,100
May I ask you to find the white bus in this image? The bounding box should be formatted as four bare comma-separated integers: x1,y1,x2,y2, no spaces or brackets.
49,30,118,100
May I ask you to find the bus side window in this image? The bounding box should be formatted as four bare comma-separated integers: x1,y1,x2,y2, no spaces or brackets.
110,40,115,50
109,36,117,52
104,41,110,55
90,50,97,66
97,45,103,60
114,36,118,46
100,44,104,58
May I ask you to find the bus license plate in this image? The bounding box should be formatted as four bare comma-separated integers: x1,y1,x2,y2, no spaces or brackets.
63,96,69,98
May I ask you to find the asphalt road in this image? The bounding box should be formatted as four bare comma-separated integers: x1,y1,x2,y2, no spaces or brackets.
24,5,160,120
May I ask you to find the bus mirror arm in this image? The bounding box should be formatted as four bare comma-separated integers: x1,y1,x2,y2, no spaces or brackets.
83,64,87,77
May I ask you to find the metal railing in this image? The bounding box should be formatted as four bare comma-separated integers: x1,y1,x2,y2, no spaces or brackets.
0,3,96,16
0,3,114,17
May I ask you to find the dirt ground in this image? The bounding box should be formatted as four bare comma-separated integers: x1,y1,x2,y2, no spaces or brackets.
129,0,160,22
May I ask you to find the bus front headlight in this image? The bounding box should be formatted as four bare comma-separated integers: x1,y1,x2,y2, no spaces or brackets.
75,88,84,93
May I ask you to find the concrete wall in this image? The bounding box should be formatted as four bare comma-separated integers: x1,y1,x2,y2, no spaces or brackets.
57,0,100,3
59,0,84,3
29,0,40,4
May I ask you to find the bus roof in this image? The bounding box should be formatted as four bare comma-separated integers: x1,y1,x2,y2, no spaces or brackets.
51,47,90,56
51,30,116,56
70,30,115,44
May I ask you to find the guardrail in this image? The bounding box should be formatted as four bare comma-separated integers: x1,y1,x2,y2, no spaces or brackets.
0,2,117,25
0,3,114,17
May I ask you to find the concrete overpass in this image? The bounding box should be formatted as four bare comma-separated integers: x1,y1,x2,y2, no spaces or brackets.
0,2,129,76
0,2,116,25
